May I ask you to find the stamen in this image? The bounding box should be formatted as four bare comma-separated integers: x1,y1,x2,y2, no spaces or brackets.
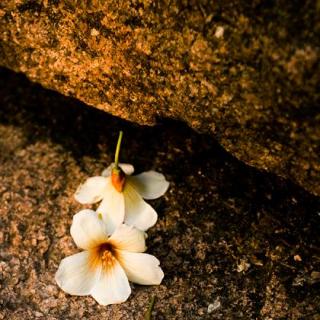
97,243,116,270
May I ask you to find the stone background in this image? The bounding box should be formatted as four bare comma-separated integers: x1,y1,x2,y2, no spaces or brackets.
0,68,319,319
0,0,319,196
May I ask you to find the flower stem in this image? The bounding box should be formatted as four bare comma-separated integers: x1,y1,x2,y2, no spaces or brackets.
144,296,156,320
114,131,123,169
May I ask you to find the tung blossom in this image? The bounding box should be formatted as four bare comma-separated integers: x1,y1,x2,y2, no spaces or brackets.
75,163,169,231
55,210,164,305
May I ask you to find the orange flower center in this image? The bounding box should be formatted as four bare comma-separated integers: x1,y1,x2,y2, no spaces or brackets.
101,249,116,269
99,243,116,269
90,242,117,271
111,169,126,192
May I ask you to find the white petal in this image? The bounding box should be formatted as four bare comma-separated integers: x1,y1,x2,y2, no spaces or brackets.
90,260,131,305
70,209,109,249
97,178,125,234
101,163,134,177
123,182,158,231
116,251,164,285
74,176,108,204
55,251,100,295
129,171,169,200
108,224,146,253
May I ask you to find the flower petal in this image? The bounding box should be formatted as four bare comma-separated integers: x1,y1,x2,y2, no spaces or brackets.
101,163,135,177
97,178,125,234
123,182,158,231
90,260,131,305
74,176,108,204
55,251,100,295
70,209,109,249
108,224,146,253
129,171,169,200
116,251,164,285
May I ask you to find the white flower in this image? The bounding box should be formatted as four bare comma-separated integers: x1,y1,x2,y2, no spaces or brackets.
55,210,164,306
74,163,169,232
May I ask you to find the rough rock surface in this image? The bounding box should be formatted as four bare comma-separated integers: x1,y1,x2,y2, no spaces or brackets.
1,68,320,319
0,1,319,196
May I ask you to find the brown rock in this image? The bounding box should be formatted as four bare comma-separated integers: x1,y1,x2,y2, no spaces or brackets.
0,1,319,195
0,68,320,319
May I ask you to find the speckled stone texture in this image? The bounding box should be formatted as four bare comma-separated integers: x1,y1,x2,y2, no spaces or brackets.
0,1,319,196
0,69,320,319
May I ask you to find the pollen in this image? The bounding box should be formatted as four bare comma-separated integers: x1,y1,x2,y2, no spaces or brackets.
89,242,117,271
99,243,117,270
101,250,115,267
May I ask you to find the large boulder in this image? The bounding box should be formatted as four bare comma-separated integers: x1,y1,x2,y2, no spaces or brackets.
0,1,319,195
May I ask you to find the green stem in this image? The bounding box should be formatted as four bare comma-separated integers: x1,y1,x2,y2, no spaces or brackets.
114,131,123,169
144,296,156,320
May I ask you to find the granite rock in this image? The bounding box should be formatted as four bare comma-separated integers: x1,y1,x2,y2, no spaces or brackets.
0,68,320,320
0,1,319,195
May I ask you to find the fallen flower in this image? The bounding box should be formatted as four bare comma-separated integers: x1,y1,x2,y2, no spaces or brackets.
55,210,164,305
75,132,169,232
75,164,169,231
